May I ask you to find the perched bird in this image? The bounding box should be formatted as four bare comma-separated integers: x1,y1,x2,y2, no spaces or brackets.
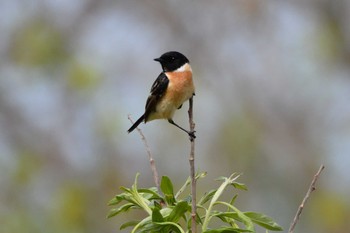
127,51,195,138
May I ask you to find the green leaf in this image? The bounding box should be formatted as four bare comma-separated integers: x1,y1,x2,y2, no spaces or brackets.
108,192,130,206
196,171,208,179
244,212,283,231
202,173,242,231
152,207,165,222
138,188,163,200
229,195,238,206
213,212,240,222
214,213,239,228
198,189,217,205
212,204,254,231
215,176,228,181
108,196,122,206
204,227,252,233
153,221,186,233
120,186,131,193
131,215,152,233
161,176,174,195
107,203,134,218
166,201,189,222
160,176,176,205
120,221,139,230
175,172,207,199
130,173,152,215
232,182,248,191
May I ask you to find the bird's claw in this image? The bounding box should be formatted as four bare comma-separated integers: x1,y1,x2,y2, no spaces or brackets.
188,130,196,140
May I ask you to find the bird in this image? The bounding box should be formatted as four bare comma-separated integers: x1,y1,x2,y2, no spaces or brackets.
127,51,196,139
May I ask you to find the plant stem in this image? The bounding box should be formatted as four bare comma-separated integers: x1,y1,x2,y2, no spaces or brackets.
188,97,197,233
128,115,160,193
288,164,325,233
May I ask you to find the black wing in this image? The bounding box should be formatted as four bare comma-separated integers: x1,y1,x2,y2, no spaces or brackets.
149,72,169,96
144,73,169,121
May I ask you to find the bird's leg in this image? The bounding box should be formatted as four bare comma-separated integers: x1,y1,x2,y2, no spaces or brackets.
168,119,196,139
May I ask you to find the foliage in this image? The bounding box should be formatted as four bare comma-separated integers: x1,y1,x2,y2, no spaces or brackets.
108,173,282,233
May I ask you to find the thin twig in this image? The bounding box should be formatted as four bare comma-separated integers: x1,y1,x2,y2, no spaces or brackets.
188,97,197,233
288,164,325,233
128,115,160,193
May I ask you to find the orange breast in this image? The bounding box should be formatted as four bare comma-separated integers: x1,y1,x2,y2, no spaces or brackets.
165,71,195,108
147,70,195,121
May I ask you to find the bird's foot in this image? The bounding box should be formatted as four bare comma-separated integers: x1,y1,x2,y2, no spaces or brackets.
188,130,196,140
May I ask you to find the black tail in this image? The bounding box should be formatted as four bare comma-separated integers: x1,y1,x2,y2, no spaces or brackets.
127,114,145,133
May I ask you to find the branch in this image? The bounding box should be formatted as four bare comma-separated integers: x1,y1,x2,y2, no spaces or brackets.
128,115,160,193
188,97,197,233
288,164,325,233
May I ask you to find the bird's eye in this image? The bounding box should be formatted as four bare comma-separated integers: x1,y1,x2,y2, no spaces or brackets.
171,57,175,60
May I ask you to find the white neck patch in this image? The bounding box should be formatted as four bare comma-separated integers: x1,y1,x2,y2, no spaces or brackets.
174,63,192,72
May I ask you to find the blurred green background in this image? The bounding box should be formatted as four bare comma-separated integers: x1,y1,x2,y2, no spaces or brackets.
1,1,349,232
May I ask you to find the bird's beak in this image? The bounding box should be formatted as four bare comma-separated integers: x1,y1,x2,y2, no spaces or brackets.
154,57,161,62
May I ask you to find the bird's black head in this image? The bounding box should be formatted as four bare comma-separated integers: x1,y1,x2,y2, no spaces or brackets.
154,51,189,72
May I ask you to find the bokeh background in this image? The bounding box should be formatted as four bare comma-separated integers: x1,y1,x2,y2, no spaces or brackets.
1,0,350,232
